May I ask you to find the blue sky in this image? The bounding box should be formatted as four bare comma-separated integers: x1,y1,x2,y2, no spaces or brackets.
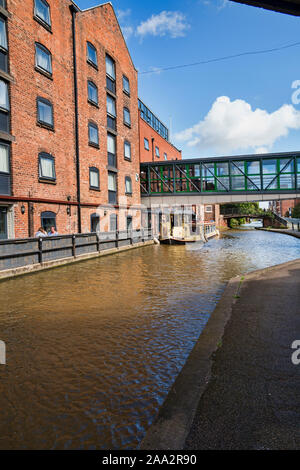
76,0,300,159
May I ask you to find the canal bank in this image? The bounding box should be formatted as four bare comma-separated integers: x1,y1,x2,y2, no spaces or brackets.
141,258,300,450
256,227,300,239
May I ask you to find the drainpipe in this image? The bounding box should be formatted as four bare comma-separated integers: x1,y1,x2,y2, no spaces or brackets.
151,137,154,162
70,4,81,233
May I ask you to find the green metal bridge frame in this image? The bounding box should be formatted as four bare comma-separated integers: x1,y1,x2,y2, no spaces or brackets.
140,152,300,198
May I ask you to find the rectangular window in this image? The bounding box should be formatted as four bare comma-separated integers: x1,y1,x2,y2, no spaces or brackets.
155,146,160,158
35,43,52,75
164,153,167,161
106,55,116,94
110,213,117,232
0,17,7,50
108,172,117,204
89,168,100,189
88,123,99,147
127,216,133,231
107,94,116,117
87,42,97,67
107,133,116,167
0,143,9,173
123,108,131,126
34,0,51,27
0,80,9,111
205,205,213,213
124,141,131,160
123,75,130,95
125,176,132,195
37,98,53,127
39,154,55,180
107,94,116,130
144,138,149,151
88,81,98,105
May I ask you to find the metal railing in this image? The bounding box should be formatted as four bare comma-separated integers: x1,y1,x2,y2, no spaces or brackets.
0,229,153,272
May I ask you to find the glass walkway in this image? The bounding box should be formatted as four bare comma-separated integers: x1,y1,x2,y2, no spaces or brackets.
140,152,300,196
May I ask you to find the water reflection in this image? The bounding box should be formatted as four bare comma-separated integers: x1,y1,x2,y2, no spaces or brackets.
0,229,299,449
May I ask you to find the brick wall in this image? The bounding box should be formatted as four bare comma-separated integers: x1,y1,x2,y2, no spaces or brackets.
139,115,182,163
4,1,141,238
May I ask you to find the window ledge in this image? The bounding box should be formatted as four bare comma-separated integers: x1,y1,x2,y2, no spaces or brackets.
37,122,54,132
106,127,117,135
124,122,131,129
124,157,132,162
89,142,100,149
0,6,11,18
0,69,15,83
106,88,116,99
33,16,52,33
89,187,101,192
87,60,98,71
0,131,15,142
125,193,133,197
35,66,53,80
39,178,56,185
88,99,99,108
106,165,118,173
123,90,130,97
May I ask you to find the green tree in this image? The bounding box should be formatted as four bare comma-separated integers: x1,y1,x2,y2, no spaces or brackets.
292,203,300,218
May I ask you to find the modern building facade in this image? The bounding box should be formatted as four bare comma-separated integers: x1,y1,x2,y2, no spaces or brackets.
0,0,141,239
138,99,182,163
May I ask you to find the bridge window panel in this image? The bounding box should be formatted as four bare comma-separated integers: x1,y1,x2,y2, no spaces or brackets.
231,176,246,190
263,175,278,190
262,159,277,174
189,164,200,178
246,161,260,175
175,165,189,192
297,158,300,173
202,177,216,192
216,177,229,191
202,163,214,178
140,170,148,194
216,162,229,176
279,174,295,189
230,161,245,175
247,175,261,190
280,158,294,173
162,166,173,193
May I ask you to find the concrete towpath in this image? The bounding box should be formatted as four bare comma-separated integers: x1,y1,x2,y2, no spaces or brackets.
185,259,300,450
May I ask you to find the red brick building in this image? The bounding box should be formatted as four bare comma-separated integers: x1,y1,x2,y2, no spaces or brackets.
269,198,300,217
138,99,182,163
0,0,141,239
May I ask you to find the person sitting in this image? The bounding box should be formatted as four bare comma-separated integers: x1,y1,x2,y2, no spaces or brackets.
48,226,58,236
35,227,47,238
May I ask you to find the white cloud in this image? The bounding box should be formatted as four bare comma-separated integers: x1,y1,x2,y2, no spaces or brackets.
121,26,134,41
116,9,131,21
175,96,300,154
136,11,190,39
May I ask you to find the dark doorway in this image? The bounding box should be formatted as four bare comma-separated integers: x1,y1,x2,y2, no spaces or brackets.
0,207,7,239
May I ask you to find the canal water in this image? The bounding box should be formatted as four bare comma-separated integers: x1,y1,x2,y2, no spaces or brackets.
0,228,299,449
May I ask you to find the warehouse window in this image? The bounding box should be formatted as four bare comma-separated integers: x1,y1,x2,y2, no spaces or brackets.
39,153,56,181
0,142,9,173
155,146,160,158
0,80,9,133
0,17,7,72
35,43,52,75
124,141,131,161
89,167,100,190
34,0,51,28
41,211,56,232
108,172,117,204
88,81,98,106
125,176,132,195
144,138,149,151
123,75,130,95
87,42,97,68
88,122,99,147
106,55,116,94
107,133,116,168
90,213,100,233
123,107,131,127
37,97,53,128
107,94,116,131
